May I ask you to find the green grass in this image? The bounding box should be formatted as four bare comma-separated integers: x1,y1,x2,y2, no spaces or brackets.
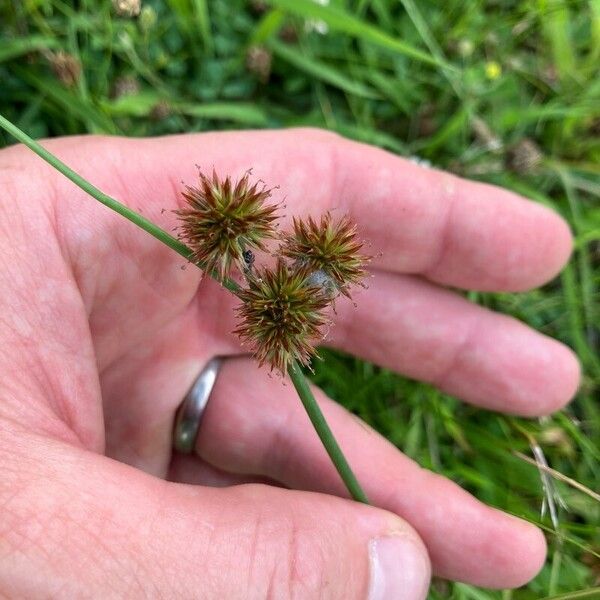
1,0,599,597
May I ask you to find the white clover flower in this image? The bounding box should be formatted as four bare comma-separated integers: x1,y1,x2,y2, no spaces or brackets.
305,0,329,35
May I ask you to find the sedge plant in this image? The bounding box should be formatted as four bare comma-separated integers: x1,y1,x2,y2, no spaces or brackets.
0,113,370,504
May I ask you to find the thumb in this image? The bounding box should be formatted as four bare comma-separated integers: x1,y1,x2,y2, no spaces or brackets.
191,484,432,600
4,436,430,599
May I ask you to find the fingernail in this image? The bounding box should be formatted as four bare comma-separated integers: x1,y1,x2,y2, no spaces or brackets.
368,536,430,600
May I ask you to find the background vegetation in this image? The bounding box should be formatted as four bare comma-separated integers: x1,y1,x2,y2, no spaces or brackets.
1,0,599,597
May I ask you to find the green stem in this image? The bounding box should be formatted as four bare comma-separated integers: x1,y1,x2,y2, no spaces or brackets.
0,113,368,503
0,116,186,257
0,114,242,293
288,360,369,503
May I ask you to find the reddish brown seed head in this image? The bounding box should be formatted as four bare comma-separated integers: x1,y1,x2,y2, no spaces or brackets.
234,260,331,373
280,212,370,297
175,170,280,280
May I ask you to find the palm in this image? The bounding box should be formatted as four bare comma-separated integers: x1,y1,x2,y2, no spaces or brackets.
0,129,579,594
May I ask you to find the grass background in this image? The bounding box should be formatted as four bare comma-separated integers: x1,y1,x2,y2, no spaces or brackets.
1,0,599,597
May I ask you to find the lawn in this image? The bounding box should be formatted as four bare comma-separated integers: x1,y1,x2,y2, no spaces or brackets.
1,0,599,598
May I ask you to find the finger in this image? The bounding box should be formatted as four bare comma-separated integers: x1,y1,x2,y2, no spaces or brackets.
167,454,275,488
336,139,572,292
6,432,430,600
190,357,547,589
100,269,578,491
5,129,571,298
100,298,238,477
178,273,579,417
329,272,580,416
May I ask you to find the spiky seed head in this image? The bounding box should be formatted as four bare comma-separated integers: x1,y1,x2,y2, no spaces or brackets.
234,260,331,373
175,170,279,280
280,212,369,297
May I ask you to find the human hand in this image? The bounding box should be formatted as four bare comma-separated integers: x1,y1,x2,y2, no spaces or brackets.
0,129,579,598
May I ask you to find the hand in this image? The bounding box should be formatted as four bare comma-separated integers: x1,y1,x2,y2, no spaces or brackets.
0,129,579,599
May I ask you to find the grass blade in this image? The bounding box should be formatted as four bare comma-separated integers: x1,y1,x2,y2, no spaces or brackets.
270,40,379,98
269,0,452,69
0,36,58,63
538,588,600,600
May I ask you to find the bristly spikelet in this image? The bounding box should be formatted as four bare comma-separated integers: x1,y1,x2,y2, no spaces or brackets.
234,260,331,373
280,212,369,297
175,170,279,280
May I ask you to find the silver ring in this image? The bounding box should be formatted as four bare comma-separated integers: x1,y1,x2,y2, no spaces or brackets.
173,357,222,454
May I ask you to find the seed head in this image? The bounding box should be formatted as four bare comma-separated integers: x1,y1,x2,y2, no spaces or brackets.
48,51,81,88
506,138,543,174
246,45,272,83
175,170,279,280
280,212,369,297
150,100,171,120
234,260,330,373
112,0,141,17
111,75,140,99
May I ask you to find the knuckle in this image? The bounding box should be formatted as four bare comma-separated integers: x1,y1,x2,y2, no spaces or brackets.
288,126,342,144
238,487,348,599
264,515,330,599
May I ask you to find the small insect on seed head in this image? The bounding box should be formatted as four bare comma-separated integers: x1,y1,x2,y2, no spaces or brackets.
234,259,331,373
174,169,280,280
242,249,255,273
280,212,370,298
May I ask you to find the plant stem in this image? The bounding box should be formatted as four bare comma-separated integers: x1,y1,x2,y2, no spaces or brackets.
288,360,369,503
0,114,243,293
0,113,368,504
0,117,183,256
